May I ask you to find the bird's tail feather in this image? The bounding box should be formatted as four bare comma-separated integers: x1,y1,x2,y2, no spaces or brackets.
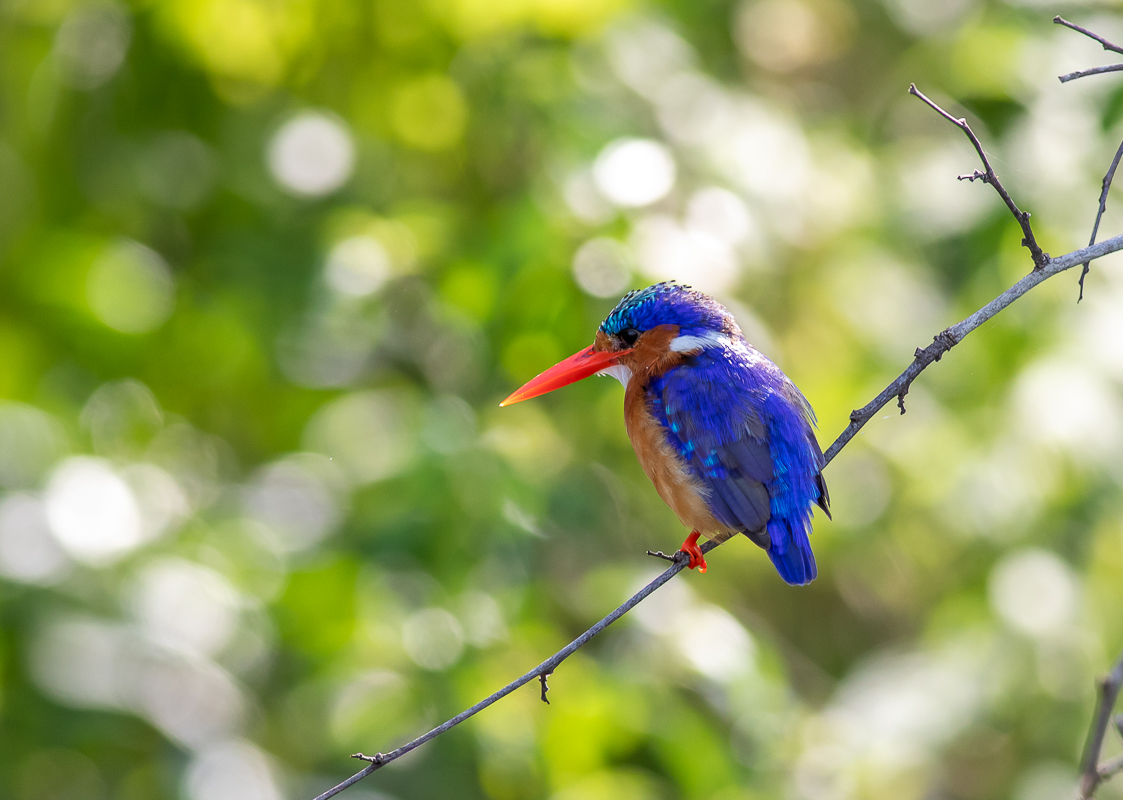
766,519,817,586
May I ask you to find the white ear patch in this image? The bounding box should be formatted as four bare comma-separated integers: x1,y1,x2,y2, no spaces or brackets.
669,331,729,353
597,364,633,388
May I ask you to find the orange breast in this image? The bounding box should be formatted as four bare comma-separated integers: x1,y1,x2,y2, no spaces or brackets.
623,383,739,542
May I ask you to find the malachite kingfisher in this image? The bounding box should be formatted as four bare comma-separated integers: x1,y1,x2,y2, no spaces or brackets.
501,282,830,585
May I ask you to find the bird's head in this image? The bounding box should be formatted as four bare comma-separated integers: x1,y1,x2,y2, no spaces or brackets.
501,282,740,406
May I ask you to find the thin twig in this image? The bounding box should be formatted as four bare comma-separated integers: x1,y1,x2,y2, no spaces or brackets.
1079,139,1123,299
310,233,1123,800
824,233,1123,462
1054,16,1123,56
1080,651,1123,799
1054,19,1123,300
1060,64,1123,84
908,84,1049,268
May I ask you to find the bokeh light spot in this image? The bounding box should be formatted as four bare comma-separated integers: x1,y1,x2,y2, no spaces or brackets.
0,402,67,489
243,456,343,552
592,138,676,208
185,741,282,800
54,2,131,89
572,238,632,298
989,549,1078,638
303,391,418,485
130,558,240,656
402,607,465,670
735,0,852,72
325,235,391,297
267,112,355,197
631,215,738,294
0,494,70,585
45,457,143,566
391,74,468,152
87,240,176,334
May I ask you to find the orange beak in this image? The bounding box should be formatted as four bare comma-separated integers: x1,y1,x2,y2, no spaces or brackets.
500,345,633,407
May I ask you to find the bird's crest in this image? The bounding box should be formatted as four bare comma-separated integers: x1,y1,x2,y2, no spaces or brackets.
599,282,737,338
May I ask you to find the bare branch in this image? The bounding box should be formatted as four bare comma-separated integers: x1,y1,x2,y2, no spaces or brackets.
1054,16,1123,56
311,550,697,800
824,233,1123,463
1060,64,1123,84
1055,18,1123,300
1079,139,1123,299
908,84,1049,268
1080,651,1123,799
310,232,1123,800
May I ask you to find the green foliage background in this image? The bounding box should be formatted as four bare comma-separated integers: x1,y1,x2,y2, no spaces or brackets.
1,1,1123,799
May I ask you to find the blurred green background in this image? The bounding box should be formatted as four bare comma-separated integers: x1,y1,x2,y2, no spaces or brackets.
2,0,1123,799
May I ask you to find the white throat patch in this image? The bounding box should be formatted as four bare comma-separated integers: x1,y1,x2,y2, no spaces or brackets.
669,330,730,353
597,363,633,388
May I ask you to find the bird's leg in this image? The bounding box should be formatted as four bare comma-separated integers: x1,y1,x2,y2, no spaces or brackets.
678,531,707,573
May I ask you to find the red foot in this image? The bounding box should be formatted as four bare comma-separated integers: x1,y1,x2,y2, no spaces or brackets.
679,531,707,573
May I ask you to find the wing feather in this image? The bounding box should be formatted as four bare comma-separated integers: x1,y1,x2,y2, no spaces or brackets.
651,344,826,585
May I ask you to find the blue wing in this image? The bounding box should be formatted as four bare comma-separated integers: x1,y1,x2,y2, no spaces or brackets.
649,345,827,586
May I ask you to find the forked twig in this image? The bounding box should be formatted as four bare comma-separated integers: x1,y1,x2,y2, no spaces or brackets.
908,84,1049,269
1079,140,1123,299
1054,17,1123,299
1080,653,1123,799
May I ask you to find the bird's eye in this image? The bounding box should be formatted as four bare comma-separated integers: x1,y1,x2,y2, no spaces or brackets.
619,328,640,347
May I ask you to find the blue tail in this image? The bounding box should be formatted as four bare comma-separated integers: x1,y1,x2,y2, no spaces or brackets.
765,519,817,586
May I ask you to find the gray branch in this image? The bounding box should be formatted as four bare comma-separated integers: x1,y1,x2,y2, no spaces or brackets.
824,233,1123,462
311,549,696,800
1054,17,1123,299
1055,16,1123,56
1077,138,1123,299
1060,63,1123,83
1080,652,1123,799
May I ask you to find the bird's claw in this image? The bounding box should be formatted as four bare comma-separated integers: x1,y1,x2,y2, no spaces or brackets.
678,532,707,573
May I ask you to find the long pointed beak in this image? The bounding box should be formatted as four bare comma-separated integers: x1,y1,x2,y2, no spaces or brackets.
500,345,632,407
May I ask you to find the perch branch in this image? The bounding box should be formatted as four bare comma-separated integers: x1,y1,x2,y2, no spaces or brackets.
311,229,1123,800
1080,651,1123,799
311,550,697,800
824,233,1123,461
908,84,1049,268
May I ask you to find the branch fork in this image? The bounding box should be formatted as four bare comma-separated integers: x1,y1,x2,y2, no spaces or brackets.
907,83,1050,269
1079,653,1123,799
1054,16,1123,299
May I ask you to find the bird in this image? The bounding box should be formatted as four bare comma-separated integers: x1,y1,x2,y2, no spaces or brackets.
500,282,829,585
